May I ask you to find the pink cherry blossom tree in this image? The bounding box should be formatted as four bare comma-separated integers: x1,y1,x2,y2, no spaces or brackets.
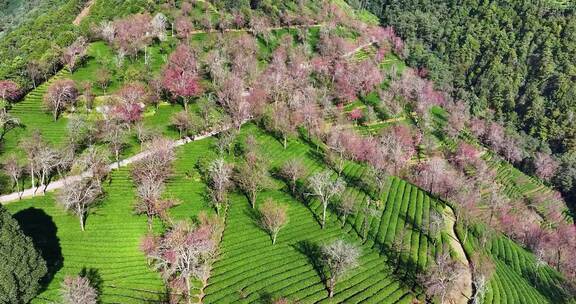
533,152,559,182
162,45,202,112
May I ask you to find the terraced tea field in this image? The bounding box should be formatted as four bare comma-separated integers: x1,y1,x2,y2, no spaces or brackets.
458,223,575,304
5,121,574,304
205,191,414,304
4,167,165,303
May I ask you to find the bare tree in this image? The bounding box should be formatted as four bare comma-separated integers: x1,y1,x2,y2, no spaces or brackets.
470,253,495,304
144,219,223,304
134,180,177,231
171,111,194,138
54,146,75,183
44,79,78,121
366,165,388,199
423,209,444,246
73,145,111,183
326,131,346,176
0,111,21,141
19,131,44,191
308,171,346,229
280,158,306,194
265,103,297,149
151,13,168,41
60,275,98,304
36,145,61,193
259,199,289,245
360,199,379,241
215,130,237,156
62,36,88,72
207,158,233,215
102,120,129,166
99,21,115,44
337,195,356,225
486,186,508,226
321,239,360,297
57,178,103,231
235,151,269,208
3,154,24,199
96,68,111,93
131,137,175,185
418,249,463,304
249,15,271,46
134,122,158,150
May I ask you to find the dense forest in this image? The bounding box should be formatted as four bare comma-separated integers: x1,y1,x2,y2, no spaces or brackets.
0,0,67,38
349,0,576,202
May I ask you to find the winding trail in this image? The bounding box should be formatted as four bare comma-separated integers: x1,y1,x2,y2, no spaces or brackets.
0,121,246,204
443,205,473,304
342,40,376,58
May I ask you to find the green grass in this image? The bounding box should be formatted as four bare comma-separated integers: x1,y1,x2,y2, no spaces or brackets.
205,191,413,303
4,167,166,303
1,69,72,156
205,125,417,303
3,135,219,303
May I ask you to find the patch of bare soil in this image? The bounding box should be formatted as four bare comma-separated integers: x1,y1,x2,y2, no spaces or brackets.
73,0,94,26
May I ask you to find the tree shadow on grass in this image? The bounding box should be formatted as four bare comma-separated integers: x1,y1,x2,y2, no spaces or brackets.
79,267,103,300
293,240,326,284
13,207,63,292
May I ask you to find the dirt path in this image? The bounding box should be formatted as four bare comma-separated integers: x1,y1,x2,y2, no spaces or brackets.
0,121,247,204
443,205,473,304
186,23,324,36
342,41,376,58
73,0,94,26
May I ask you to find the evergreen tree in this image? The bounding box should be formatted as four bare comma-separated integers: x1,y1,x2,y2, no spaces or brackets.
0,205,47,303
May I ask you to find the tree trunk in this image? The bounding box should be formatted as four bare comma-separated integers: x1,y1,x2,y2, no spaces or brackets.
283,136,287,149
147,215,153,232
80,213,85,232
321,201,327,229
17,180,22,199
41,170,46,188
30,165,36,195
272,232,277,245
251,192,256,208
328,276,335,297
363,218,369,241
185,276,192,304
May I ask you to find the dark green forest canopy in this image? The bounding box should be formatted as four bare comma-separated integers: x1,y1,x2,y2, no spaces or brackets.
0,204,47,303
351,0,576,154
0,0,72,38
